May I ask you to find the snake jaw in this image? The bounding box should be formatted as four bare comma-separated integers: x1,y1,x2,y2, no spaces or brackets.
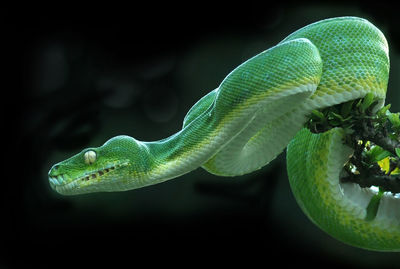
48,161,129,195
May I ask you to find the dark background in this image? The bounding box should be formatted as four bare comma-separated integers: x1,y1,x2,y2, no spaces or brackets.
5,2,400,268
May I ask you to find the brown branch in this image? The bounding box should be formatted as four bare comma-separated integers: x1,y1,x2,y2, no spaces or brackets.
360,120,400,156
343,124,400,194
341,174,400,194
306,98,400,194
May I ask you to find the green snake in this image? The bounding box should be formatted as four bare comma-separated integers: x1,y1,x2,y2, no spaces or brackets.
48,17,399,251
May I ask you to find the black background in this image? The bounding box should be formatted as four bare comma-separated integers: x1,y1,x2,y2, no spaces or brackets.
5,2,400,268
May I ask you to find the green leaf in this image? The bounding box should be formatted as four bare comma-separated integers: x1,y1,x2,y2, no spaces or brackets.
366,146,392,163
396,148,400,158
365,188,384,221
387,112,400,128
377,104,391,118
311,110,325,120
355,99,363,108
360,92,375,113
340,100,354,118
328,111,344,121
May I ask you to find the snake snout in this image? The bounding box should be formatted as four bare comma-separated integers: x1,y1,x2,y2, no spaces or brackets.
48,163,59,177
48,164,66,185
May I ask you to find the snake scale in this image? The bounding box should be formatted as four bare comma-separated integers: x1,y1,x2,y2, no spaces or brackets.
48,17,399,251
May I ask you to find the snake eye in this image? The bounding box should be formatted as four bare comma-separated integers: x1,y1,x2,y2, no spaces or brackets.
84,150,96,165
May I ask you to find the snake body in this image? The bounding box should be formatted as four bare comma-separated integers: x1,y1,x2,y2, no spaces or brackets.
48,17,399,251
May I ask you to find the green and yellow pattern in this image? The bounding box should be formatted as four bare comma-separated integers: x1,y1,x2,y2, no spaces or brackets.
48,17,398,251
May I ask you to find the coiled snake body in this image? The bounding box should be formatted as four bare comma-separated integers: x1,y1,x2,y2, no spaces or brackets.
48,17,399,251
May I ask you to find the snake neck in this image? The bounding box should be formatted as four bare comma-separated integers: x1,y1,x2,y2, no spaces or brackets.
142,108,221,185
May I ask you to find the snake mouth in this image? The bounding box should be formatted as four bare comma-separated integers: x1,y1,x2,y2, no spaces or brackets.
48,162,128,194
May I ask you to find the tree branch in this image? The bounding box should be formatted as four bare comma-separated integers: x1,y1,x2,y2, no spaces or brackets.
341,174,400,194
360,121,400,156
306,98,400,194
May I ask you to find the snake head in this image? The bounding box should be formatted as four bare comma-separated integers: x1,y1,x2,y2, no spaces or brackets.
48,135,149,195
